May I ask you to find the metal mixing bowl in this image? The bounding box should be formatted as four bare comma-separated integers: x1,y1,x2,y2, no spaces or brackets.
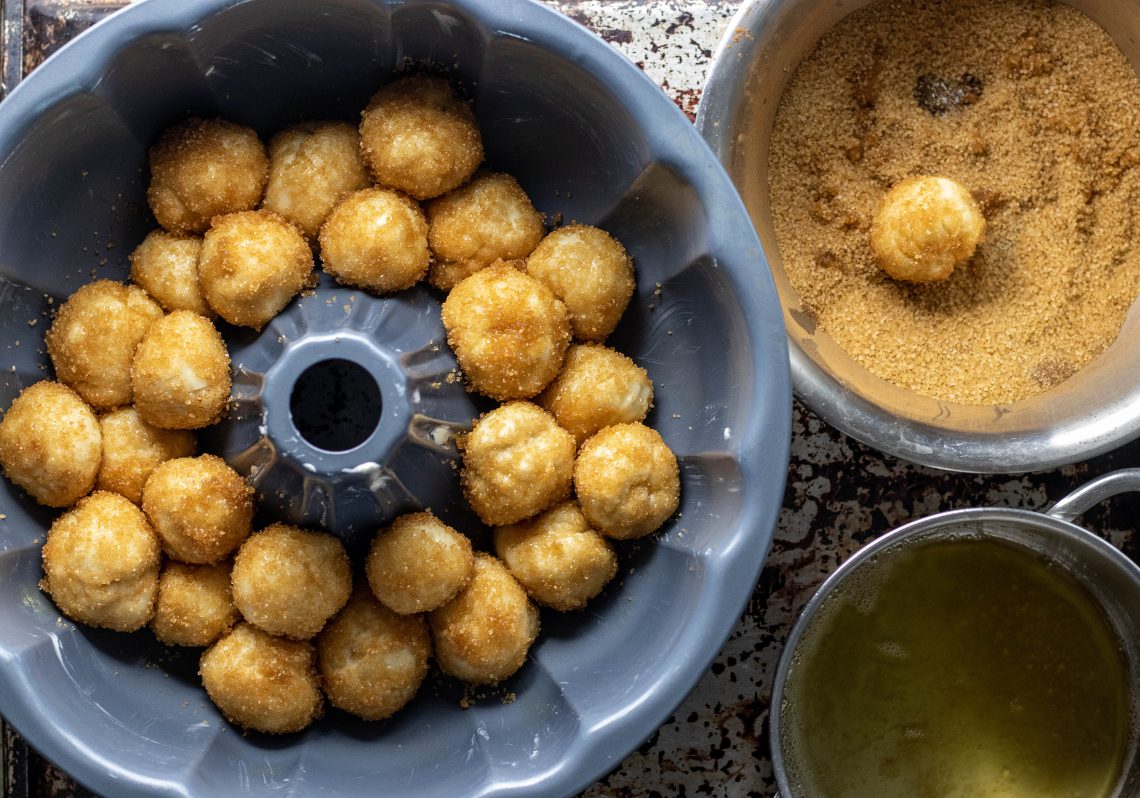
0,0,792,795
697,0,1140,473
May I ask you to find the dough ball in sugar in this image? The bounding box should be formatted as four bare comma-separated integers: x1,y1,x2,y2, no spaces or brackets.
461,401,576,526
430,553,539,685
526,224,634,342
152,561,237,647
317,588,431,721
494,500,617,611
359,74,483,200
537,343,653,444
131,310,231,430
574,422,680,540
231,523,352,640
45,280,163,409
147,117,268,235
129,229,211,315
0,380,101,508
318,187,429,293
40,491,160,631
366,511,475,614
141,454,253,564
200,623,323,734
198,209,314,329
441,262,571,400
97,406,196,504
426,172,545,290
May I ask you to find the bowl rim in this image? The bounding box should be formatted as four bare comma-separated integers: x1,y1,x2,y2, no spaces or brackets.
0,0,793,796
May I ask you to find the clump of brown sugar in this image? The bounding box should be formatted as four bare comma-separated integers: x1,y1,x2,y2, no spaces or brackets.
768,0,1140,405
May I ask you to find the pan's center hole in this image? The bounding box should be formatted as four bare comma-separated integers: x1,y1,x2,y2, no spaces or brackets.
290,358,382,452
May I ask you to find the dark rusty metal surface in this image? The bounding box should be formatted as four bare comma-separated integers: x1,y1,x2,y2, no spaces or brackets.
1,1,1138,797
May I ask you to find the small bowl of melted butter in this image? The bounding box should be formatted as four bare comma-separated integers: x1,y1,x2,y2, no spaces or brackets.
773,469,1140,798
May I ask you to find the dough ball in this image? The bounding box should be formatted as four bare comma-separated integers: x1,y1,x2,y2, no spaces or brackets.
45,280,163,409
441,262,570,400
231,523,351,640
40,491,160,631
198,209,314,328
142,454,253,564
263,120,371,240
359,74,483,200
537,344,653,444
317,588,431,721
152,561,237,647
574,422,679,540
97,407,196,504
366,511,474,615
131,310,231,430
871,175,986,282
318,187,429,293
148,117,268,235
494,500,617,611
461,401,575,526
0,381,100,507
526,225,634,342
426,172,545,290
129,229,210,315
200,623,323,734
430,553,539,685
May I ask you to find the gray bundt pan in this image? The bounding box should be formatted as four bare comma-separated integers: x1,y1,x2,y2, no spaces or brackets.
0,0,792,795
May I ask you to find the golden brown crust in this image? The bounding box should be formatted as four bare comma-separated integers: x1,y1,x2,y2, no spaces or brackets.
198,209,314,328
574,422,680,540
317,588,431,720
141,454,253,564
97,407,196,505
537,344,653,444
0,380,101,507
200,623,324,734
366,511,475,615
41,491,160,631
152,561,237,647
429,553,539,684
129,230,210,316
441,262,571,400
131,310,231,430
318,187,429,293
45,280,164,409
148,118,268,235
231,523,352,640
359,74,483,200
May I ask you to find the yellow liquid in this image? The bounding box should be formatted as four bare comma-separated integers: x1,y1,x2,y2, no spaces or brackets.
781,536,1133,798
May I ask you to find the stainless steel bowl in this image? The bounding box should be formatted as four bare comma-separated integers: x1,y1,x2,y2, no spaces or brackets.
697,0,1140,473
771,468,1140,796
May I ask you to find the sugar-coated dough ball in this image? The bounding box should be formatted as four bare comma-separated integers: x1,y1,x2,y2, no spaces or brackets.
263,120,370,239
366,511,474,614
152,561,237,647
97,407,195,504
574,422,679,540
359,75,483,200
148,118,268,235
442,262,571,400
45,280,163,409
870,175,985,283
430,553,539,684
129,230,210,315
142,454,252,564
461,401,575,526
131,310,231,430
317,589,431,720
537,344,653,444
200,623,323,734
318,187,429,292
41,491,160,631
526,225,634,342
0,381,100,507
426,172,545,290
494,501,617,611
198,210,313,329
232,523,351,640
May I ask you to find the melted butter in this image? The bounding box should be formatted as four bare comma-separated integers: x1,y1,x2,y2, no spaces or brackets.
781,536,1132,798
